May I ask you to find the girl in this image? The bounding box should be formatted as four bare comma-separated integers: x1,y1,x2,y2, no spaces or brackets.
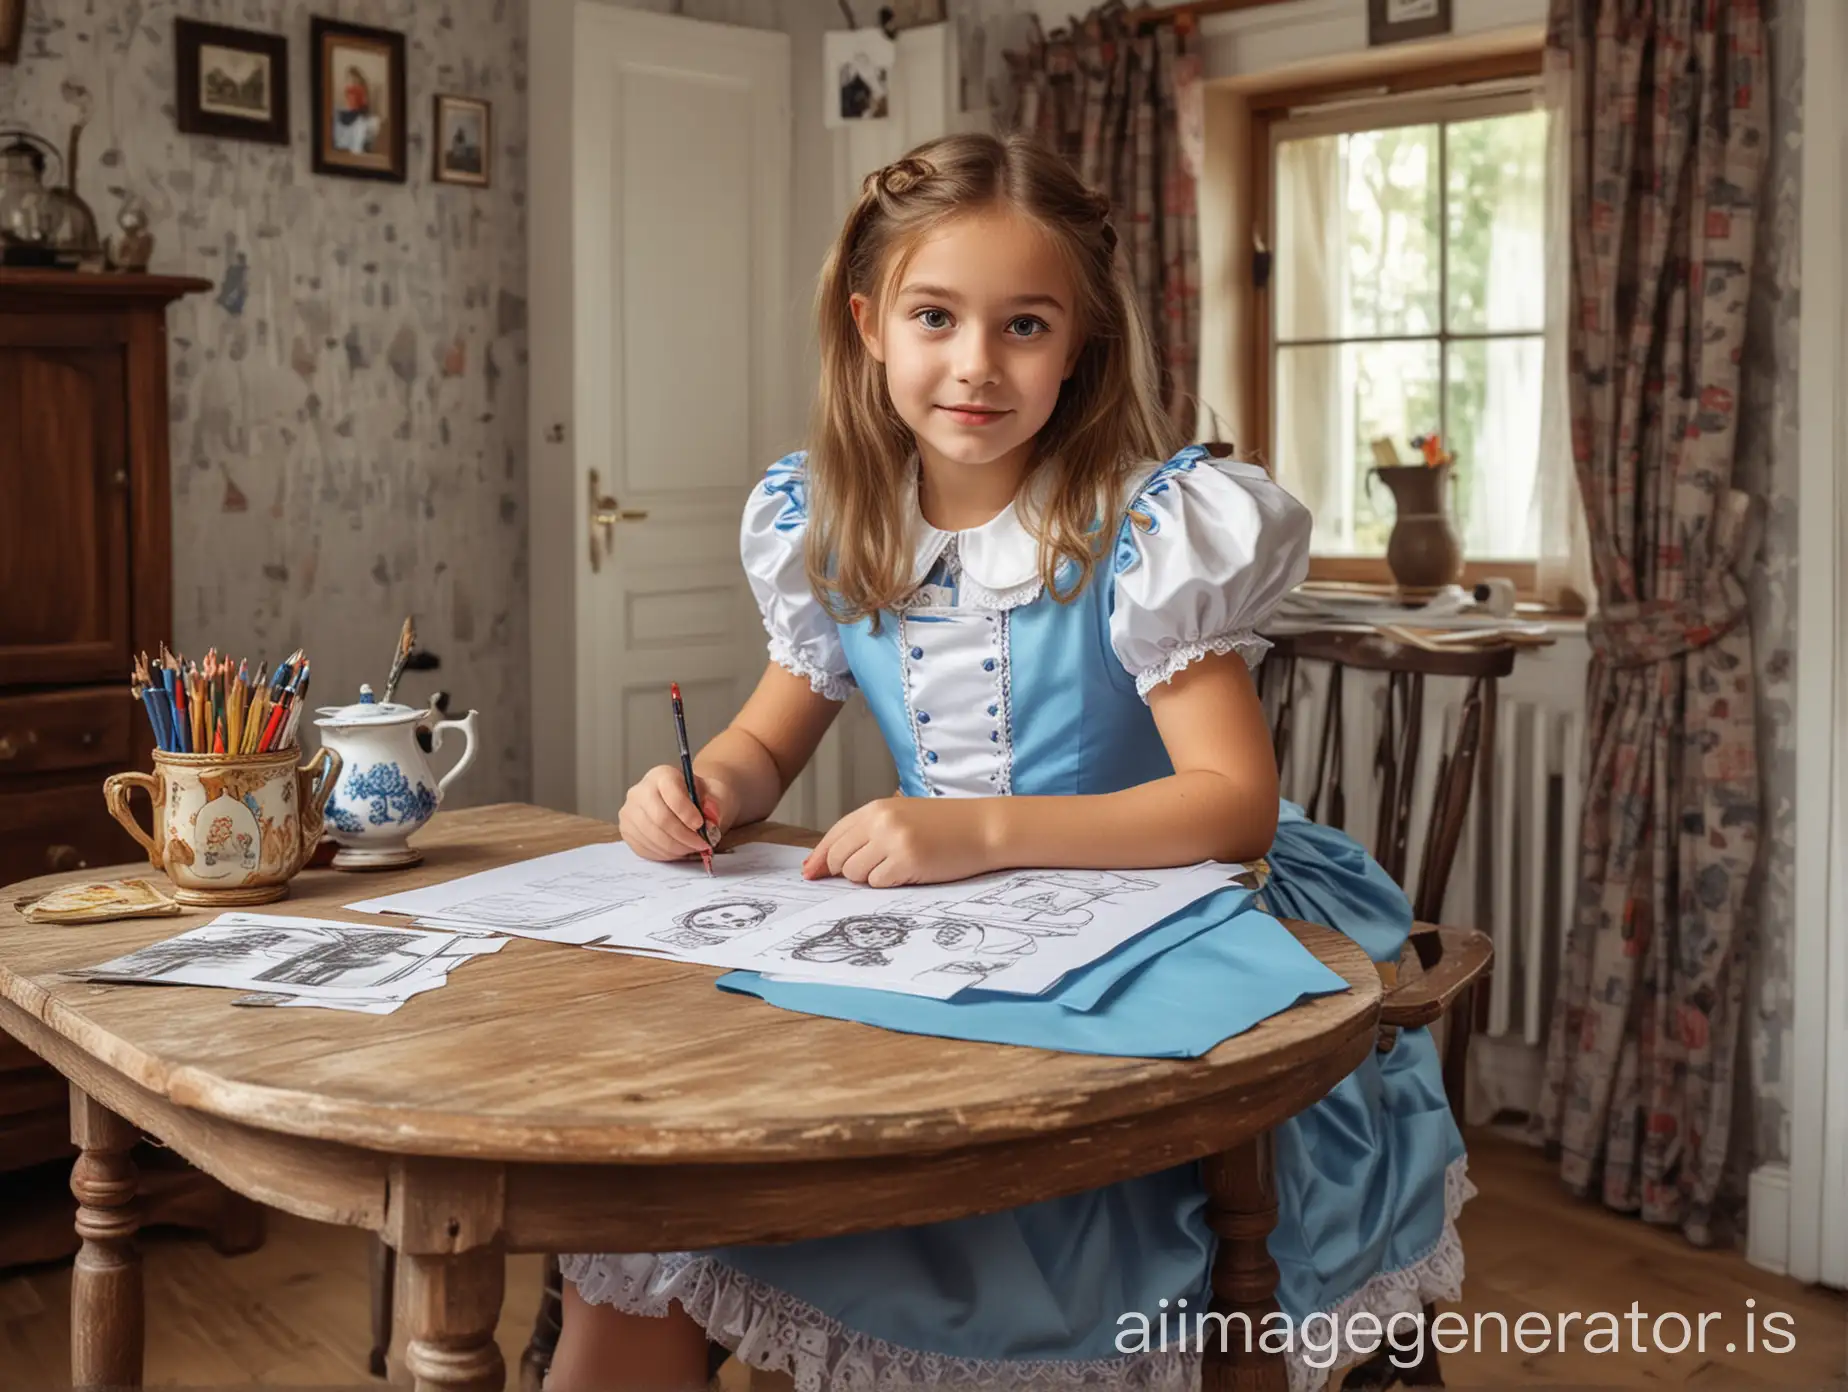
549,133,1469,1392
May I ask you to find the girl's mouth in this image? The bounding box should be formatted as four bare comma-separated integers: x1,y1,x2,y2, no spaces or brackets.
937,404,1012,427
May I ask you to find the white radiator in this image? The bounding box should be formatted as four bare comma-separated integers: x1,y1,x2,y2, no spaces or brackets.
1266,632,1591,1059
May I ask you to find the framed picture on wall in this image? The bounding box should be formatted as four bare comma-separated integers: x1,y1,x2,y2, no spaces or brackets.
1367,0,1453,46
174,19,290,145
1,0,25,65
433,94,490,188
310,15,407,181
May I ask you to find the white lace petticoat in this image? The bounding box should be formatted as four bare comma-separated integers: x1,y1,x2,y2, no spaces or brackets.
558,1157,1474,1392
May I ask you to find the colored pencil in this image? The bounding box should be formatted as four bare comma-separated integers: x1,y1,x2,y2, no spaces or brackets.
128,646,312,757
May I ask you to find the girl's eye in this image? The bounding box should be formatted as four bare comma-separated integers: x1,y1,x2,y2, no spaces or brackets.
1008,316,1050,339
916,308,952,331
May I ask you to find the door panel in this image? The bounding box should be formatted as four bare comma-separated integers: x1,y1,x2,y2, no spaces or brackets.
0,345,130,686
571,6,792,821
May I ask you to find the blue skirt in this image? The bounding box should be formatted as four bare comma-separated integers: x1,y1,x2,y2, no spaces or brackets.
562,805,1471,1392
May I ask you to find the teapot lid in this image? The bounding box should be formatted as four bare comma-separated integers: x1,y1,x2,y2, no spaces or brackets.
313,682,423,726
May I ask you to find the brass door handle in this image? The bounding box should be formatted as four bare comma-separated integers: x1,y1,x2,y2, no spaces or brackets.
588,469,648,572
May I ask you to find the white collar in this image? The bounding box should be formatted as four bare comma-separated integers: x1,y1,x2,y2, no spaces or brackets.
904,461,1055,596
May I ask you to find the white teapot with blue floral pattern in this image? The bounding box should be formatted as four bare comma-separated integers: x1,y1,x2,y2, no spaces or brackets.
312,685,478,869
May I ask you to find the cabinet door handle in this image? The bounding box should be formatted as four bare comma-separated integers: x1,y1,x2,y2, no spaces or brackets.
45,844,84,873
0,731,34,760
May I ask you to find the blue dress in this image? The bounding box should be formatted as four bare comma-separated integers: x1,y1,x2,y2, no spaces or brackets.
561,448,1471,1392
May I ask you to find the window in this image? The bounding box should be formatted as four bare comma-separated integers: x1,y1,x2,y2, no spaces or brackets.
1262,86,1550,567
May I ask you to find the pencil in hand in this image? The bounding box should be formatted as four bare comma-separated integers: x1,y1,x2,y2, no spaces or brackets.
668,682,714,877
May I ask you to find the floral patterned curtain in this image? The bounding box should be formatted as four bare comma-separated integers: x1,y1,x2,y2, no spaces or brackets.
1002,7,1202,430
1536,0,1766,1246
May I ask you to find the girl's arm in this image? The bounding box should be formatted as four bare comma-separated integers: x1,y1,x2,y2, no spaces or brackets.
985,651,1278,868
803,651,1278,885
697,663,845,824
620,663,843,860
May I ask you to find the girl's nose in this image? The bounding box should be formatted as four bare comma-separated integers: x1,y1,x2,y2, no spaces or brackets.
955,330,1001,386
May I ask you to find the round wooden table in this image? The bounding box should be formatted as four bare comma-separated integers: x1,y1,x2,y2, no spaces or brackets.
0,804,1381,1392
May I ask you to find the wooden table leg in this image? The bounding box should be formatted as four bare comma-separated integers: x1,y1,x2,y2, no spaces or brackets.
1201,1132,1286,1392
371,1235,398,1378
403,1244,506,1392
69,1084,144,1391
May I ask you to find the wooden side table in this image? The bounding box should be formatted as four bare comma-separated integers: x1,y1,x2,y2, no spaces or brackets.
0,804,1380,1392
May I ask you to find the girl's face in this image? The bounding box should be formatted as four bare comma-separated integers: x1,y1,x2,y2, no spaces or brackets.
853,207,1079,479
691,903,765,931
844,922,906,948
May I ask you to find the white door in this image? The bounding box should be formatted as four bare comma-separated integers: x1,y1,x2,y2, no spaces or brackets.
528,2,792,820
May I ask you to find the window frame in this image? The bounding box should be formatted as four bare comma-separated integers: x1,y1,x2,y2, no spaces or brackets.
1245,48,1546,594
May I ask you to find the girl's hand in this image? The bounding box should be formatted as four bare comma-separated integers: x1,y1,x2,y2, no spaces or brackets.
619,765,732,863
803,798,996,887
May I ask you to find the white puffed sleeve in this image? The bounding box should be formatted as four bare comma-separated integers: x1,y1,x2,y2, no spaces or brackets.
1109,449,1311,700
740,452,856,702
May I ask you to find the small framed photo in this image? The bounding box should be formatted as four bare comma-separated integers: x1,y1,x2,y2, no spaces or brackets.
2,0,25,65
310,16,407,182
433,94,491,188
1368,0,1453,46
823,26,895,129
174,19,289,145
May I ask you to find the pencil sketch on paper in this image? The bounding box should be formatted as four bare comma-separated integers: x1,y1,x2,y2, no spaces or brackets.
346,840,829,941
750,861,1247,998
944,869,1160,927
66,915,504,1003
924,919,1038,958
778,914,923,967
913,957,1007,985
417,870,657,932
638,896,780,950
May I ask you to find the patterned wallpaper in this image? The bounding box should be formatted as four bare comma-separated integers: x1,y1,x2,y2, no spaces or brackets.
7,0,534,805
1735,0,1802,1171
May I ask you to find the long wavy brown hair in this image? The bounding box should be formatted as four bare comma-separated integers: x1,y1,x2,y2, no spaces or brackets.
804,132,1181,625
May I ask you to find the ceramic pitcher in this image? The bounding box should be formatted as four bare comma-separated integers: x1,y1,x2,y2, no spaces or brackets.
313,691,478,869
103,746,343,907
1371,463,1464,593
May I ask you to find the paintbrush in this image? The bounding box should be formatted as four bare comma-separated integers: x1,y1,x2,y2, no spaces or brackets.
382,617,415,705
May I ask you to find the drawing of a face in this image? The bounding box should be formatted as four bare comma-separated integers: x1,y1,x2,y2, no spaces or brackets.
789,915,914,966
843,919,907,949
676,898,776,935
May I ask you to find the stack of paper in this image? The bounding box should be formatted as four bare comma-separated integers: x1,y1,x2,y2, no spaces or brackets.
63,912,509,1014
347,841,1253,1001
1267,584,1551,641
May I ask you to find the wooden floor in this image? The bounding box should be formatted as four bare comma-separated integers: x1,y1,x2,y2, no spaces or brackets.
2,1131,1841,1388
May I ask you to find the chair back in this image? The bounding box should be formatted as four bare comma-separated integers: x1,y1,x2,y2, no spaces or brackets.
1259,631,1514,942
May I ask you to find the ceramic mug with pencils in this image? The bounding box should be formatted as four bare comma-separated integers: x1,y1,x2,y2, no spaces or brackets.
102,746,343,907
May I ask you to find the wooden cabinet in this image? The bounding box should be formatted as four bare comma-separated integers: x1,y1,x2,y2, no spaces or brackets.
0,272,263,1272
0,271,204,880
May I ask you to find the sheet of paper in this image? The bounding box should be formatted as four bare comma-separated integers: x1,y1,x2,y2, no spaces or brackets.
573,861,1250,1001
64,913,507,1003
720,863,1249,998
232,990,411,1015
345,841,864,943
346,838,1250,1001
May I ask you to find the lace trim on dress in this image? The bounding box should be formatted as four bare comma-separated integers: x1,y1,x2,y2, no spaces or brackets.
1133,630,1273,700
992,609,1014,796
767,633,855,703
556,1249,1197,1391
558,1155,1474,1392
1280,1154,1476,1392
953,572,1044,611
